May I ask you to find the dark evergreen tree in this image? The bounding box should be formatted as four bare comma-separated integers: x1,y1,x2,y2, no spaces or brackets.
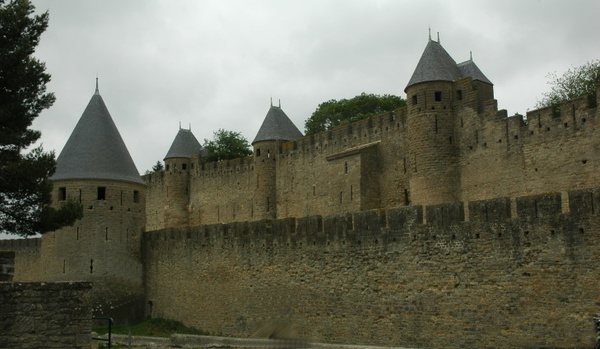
0,0,82,237
151,161,164,172
304,92,406,136
203,129,252,162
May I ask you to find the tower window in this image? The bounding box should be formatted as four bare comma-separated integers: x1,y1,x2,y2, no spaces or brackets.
435,91,442,101
456,90,463,100
133,190,140,203
165,164,170,170
256,148,261,157
412,95,418,105
58,187,67,201
182,163,187,170
97,187,106,200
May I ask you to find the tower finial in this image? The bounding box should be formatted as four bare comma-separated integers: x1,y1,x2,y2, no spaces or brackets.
270,97,273,107
470,51,473,60
189,123,191,131
95,75,99,95
179,121,181,129
278,99,281,108
437,32,440,43
428,27,431,41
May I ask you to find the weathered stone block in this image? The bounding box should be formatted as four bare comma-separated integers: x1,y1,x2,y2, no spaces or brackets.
426,201,464,226
469,197,510,222
388,205,423,231
516,192,561,220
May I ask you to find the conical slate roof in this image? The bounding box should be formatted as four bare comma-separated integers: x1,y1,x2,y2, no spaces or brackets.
51,87,144,185
405,39,460,91
457,59,493,85
252,105,303,144
164,128,205,160
405,39,493,91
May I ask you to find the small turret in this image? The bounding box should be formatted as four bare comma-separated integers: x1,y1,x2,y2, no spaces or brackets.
163,126,204,227
164,126,205,171
252,101,302,219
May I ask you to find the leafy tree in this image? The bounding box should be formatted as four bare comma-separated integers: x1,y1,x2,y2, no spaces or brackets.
304,92,407,136
151,161,164,172
536,59,600,109
203,129,252,162
0,0,82,237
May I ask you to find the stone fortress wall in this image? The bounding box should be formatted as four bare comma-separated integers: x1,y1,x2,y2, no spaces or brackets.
1,37,600,348
143,188,600,348
145,80,600,230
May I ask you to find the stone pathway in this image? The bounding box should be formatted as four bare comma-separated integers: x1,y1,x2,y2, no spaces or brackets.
101,333,416,349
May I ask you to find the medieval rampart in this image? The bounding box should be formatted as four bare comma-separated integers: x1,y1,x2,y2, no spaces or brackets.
144,84,600,232
142,187,600,348
458,92,599,207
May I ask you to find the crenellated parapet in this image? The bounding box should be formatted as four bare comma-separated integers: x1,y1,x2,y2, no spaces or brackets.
0,237,41,253
144,187,600,254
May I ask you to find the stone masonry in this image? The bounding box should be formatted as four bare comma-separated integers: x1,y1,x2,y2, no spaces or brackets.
0,282,92,349
1,37,599,349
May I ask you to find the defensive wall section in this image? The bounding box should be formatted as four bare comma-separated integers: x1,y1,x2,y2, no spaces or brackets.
0,237,41,283
143,84,600,232
458,89,600,206
0,281,92,349
143,187,600,349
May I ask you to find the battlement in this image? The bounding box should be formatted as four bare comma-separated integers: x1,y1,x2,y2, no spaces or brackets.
276,106,408,161
192,155,255,179
407,82,600,167
526,94,597,131
144,187,600,253
0,237,41,253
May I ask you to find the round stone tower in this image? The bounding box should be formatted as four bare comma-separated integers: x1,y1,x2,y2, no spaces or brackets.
163,127,204,227
45,83,146,322
404,36,493,206
404,38,461,205
252,102,303,220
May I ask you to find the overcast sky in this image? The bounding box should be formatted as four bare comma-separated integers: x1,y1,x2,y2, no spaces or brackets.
28,0,600,174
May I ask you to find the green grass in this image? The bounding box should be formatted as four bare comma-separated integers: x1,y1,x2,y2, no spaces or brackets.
93,318,210,338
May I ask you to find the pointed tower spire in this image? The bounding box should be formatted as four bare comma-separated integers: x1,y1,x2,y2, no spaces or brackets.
52,87,143,184
405,39,460,91
164,127,204,160
253,104,303,144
